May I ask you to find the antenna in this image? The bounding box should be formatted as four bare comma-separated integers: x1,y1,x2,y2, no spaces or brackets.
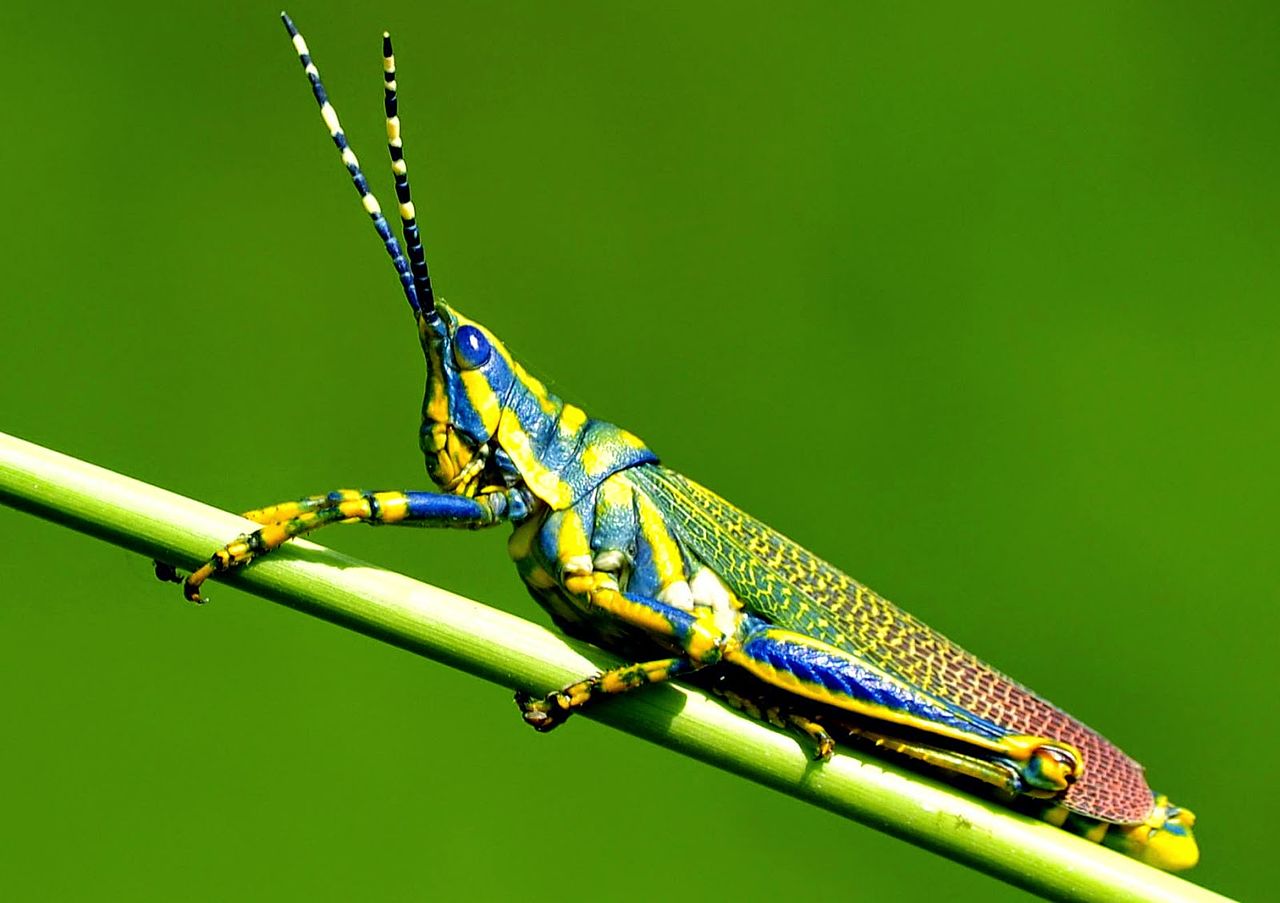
280,12,422,316
383,31,437,317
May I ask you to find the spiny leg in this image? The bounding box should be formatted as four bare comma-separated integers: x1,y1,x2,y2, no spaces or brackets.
700,678,840,761
381,31,434,311
516,657,695,732
281,12,423,316
840,723,1034,796
180,490,515,602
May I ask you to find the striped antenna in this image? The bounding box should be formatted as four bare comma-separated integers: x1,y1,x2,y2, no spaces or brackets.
280,12,421,316
382,31,437,317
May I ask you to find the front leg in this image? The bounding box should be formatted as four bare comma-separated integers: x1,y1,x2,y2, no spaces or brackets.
176,488,523,602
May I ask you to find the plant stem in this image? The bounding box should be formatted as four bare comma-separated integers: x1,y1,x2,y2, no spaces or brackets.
0,431,1230,903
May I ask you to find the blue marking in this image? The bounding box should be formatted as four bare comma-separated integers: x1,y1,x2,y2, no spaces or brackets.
534,512,560,571
741,630,1009,740
404,492,488,524
507,383,562,460
622,592,699,641
627,524,662,599
590,482,639,570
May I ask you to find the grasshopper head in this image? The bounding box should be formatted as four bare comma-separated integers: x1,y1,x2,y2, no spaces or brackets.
416,301,517,497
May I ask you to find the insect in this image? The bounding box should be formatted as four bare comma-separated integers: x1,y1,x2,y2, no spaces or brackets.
171,12,1198,871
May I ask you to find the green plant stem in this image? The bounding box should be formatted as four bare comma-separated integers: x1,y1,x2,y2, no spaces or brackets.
0,431,1229,903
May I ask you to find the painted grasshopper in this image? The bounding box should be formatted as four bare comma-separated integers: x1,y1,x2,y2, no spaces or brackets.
171,13,1198,871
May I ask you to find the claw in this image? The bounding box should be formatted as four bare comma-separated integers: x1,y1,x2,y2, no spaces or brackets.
179,537,253,604
787,713,836,761
183,563,217,603
515,690,573,732
155,559,210,604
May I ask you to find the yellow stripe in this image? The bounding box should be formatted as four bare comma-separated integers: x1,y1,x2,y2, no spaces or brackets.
581,444,607,478
636,493,684,587
463,370,502,431
597,474,632,512
556,509,592,565
424,343,449,423
594,587,676,637
373,492,409,523
258,524,289,551
685,610,724,662
497,414,572,508
558,403,588,436
338,499,371,519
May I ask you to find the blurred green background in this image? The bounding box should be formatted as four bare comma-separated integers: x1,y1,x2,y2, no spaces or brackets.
1,2,1275,899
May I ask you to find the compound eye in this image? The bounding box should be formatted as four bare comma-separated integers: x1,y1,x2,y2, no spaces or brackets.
453,325,492,370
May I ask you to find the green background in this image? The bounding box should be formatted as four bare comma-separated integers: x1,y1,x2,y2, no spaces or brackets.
1,2,1274,899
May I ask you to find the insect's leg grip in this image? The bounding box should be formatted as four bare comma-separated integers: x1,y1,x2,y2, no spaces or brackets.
180,489,515,602
243,489,516,528
515,657,695,732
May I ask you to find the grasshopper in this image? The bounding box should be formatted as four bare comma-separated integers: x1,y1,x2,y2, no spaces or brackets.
171,13,1198,871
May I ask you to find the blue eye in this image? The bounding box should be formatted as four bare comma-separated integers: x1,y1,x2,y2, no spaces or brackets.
453,325,492,370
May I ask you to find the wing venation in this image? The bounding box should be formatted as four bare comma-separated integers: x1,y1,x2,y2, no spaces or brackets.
627,464,1151,823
